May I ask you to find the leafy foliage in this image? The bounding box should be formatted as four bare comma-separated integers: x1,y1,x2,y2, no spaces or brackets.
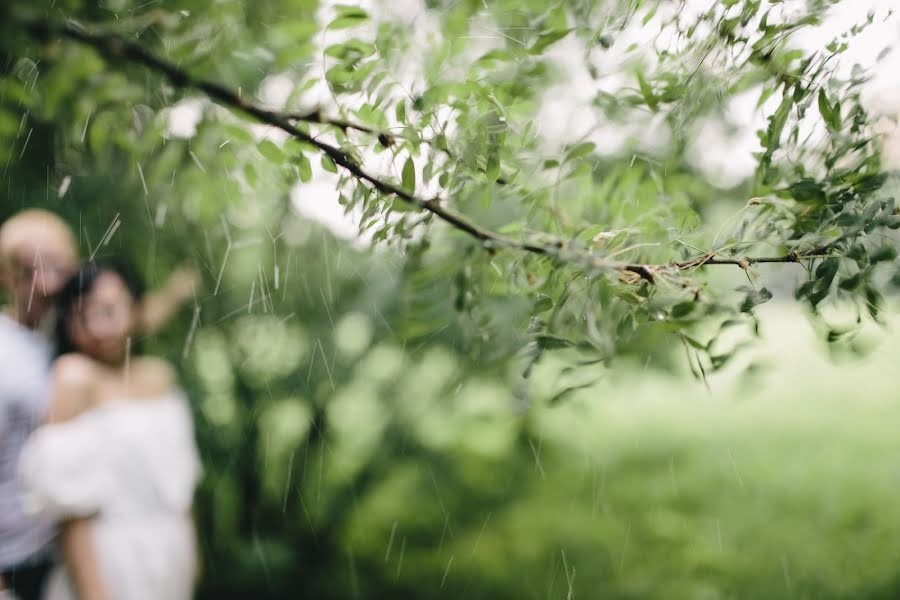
1,0,898,597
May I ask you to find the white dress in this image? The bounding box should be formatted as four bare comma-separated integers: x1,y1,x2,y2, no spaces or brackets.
18,392,201,600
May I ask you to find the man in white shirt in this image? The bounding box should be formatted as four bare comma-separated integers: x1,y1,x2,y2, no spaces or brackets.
0,210,196,600
0,210,77,600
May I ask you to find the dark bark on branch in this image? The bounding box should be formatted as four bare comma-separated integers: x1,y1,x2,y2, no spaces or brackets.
284,110,414,152
673,246,829,269
21,17,831,281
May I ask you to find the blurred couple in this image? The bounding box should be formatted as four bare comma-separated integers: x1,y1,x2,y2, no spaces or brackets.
0,210,202,600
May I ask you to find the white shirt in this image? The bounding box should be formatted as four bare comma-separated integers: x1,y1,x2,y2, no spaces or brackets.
19,392,201,600
0,313,55,568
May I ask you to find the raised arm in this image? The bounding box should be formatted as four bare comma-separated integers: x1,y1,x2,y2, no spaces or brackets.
138,265,199,335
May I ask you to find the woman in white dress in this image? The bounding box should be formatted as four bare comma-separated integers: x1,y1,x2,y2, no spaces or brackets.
18,259,201,600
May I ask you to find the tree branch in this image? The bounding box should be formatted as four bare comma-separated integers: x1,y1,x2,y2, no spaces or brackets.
21,17,832,283
284,109,383,137
284,110,407,151
673,246,829,269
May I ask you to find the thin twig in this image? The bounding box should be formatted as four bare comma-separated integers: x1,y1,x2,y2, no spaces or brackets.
283,109,458,164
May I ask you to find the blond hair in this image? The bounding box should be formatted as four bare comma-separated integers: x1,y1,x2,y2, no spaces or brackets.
0,209,77,267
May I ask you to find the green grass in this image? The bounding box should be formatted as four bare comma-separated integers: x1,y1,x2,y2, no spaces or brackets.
343,303,900,599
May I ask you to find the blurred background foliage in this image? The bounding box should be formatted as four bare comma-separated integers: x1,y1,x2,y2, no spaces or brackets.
2,0,900,597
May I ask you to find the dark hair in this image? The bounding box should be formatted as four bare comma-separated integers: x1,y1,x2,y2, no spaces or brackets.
55,258,145,357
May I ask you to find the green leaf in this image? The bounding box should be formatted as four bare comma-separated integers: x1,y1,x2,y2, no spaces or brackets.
547,378,602,405
835,212,860,227
325,65,353,88
642,1,661,25
485,154,500,182
328,7,368,29
796,280,815,300
324,38,376,60
321,155,337,173
815,258,839,283
534,294,554,312
454,270,467,311
355,104,388,128
817,89,840,131
864,286,883,319
680,335,707,350
221,124,255,145
257,140,285,163
710,342,752,371
536,334,574,350
565,142,596,162
475,49,514,66
244,163,258,186
390,198,418,213
328,16,367,29
739,287,773,313
401,157,416,192
530,29,572,54
297,154,312,183
853,172,887,195
783,179,825,203
671,301,695,319
284,138,318,154
869,244,897,264
637,70,658,112
847,243,867,263
334,4,365,15
766,95,793,153
838,272,863,291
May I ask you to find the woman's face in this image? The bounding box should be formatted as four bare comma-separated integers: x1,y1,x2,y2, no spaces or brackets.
66,271,138,363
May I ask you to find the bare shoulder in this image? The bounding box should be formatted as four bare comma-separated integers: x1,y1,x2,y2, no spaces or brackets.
51,353,97,388
47,353,97,423
134,356,177,394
